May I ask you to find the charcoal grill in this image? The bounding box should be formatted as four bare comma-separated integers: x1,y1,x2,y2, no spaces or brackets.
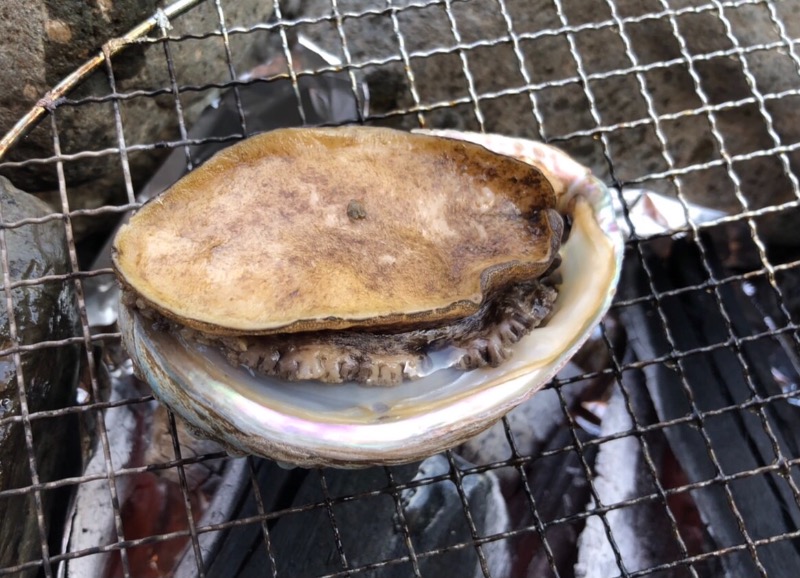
1,0,800,576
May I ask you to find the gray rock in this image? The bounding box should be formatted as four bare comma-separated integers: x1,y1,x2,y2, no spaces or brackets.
0,0,273,235
8,1,796,242
0,176,81,576
291,0,800,244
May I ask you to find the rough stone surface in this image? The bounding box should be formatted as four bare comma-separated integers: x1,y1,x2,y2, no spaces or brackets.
0,0,273,235
4,0,798,244
290,0,800,245
0,176,81,577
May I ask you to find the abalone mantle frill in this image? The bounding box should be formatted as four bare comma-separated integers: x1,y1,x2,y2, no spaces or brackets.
114,126,565,386
114,129,623,467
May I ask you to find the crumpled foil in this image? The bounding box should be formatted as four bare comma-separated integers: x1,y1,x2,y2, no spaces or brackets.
612,188,726,240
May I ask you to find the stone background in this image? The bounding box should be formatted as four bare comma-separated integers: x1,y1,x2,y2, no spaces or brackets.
1,0,799,244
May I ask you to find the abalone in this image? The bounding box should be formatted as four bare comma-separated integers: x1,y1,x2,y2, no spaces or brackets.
113,128,622,466
114,127,564,386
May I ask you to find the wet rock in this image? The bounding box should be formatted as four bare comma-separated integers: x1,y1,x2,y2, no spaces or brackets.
292,0,800,245
0,176,81,576
0,0,273,235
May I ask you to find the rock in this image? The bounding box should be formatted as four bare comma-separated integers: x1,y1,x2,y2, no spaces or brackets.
0,0,273,235
9,1,796,242
291,0,800,245
0,176,81,576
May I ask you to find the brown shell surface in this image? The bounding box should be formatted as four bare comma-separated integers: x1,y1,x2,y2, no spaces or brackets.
112,126,561,336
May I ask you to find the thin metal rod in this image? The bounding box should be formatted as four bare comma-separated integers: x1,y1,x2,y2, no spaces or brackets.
0,0,206,162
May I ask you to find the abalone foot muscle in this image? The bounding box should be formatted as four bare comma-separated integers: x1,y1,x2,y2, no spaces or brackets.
126,281,557,387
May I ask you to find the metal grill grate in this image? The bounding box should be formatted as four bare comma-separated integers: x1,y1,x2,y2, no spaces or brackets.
1,0,800,576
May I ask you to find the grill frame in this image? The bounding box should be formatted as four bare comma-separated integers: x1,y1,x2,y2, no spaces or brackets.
0,0,799,577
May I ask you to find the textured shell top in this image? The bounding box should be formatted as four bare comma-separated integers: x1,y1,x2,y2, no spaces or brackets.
112,126,562,336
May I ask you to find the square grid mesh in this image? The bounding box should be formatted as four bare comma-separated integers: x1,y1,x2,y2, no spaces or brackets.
1,0,800,576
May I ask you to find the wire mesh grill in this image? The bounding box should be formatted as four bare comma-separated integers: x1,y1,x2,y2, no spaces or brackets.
1,0,799,576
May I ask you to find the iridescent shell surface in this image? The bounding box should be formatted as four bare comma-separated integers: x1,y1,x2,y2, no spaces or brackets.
117,130,623,468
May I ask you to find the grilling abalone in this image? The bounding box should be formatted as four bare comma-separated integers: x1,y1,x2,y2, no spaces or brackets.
113,127,622,466
114,127,565,386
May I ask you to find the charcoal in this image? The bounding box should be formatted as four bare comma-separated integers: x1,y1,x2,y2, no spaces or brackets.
204,455,510,578
458,362,587,493
619,239,800,577
517,425,597,577
575,365,705,578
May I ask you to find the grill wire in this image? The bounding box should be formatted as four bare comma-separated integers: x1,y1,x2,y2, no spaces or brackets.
0,0,799,577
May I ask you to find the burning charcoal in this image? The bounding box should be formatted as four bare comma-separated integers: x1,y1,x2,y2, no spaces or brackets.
192,460,309,577
773,263,800,324
204,455,510,578
458,361,588,492
144,404,225,493
63,359,230,578
401,454,511,578
574,361,714,578
459,350,615,576
705,225,800,458
172,457,249,578
0,177,81,577
63,364,146,578
720,278,800,461
619,240,800,577
515,425,597,577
